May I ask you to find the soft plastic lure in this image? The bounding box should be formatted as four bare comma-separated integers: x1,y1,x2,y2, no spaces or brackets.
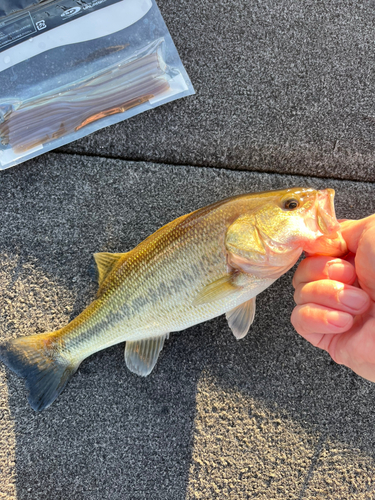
0,45,170,153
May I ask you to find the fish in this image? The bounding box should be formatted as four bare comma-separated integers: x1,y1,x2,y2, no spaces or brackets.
0,187,347,411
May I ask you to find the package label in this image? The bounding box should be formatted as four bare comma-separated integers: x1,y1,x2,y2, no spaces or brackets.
0,0,123,52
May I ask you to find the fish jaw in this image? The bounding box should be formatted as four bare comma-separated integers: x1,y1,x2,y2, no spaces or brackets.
316,189,340,235
228,246,303,280
303,189,348,257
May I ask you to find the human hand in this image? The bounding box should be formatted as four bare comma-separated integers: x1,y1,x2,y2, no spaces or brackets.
291,214,375,382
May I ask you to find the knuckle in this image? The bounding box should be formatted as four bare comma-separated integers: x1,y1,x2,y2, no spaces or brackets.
293,285,302,305
290,307,301,329
292,266,304,288
299,304,312,323
291,306,313,337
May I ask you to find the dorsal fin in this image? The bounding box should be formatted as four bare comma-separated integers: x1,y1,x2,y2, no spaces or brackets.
93,252,126,287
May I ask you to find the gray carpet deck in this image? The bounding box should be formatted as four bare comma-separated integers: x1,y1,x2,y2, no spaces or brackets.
2,0,375,497
0,153,374,499
59,0,375,182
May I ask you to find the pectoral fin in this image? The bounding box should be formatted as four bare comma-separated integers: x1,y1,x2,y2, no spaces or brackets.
193,275,239,306
226,297,256,339
125,334,169,377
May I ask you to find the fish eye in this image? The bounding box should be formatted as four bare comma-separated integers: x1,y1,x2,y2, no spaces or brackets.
283,198,299,210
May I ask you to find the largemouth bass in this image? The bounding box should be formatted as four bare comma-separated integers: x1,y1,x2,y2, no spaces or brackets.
0,188,347,411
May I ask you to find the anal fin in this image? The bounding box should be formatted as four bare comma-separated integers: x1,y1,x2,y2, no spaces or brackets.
226,297,256,340
125,334,169,377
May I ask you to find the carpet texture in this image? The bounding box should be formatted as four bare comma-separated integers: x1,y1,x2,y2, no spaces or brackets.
1,1,375,497
59,0,375,182
0,153,374,499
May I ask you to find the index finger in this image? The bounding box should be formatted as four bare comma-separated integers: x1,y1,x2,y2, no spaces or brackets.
292,256,356,289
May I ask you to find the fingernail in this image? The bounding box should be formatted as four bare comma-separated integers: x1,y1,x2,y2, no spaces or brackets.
327,260,355,282
338,289,367,310
326,260,345,279
326,311,352,328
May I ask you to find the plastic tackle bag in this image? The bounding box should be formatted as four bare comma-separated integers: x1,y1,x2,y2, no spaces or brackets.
0,0,195,169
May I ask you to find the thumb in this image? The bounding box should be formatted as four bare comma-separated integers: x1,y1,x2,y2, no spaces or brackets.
340,215,375,301
340,215,375,254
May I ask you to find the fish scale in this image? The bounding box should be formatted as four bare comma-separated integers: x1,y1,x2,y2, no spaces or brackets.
0,188,347,410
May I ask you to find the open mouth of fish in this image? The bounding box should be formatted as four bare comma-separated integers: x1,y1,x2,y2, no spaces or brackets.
316,189,341,235
304,188,347,257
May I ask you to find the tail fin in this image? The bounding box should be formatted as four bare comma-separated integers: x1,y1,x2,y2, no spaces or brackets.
0,332,79,411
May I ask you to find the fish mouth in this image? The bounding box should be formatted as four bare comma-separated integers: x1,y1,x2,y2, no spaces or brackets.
316,189,341,236
304,189,348,257
304,188,347,257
